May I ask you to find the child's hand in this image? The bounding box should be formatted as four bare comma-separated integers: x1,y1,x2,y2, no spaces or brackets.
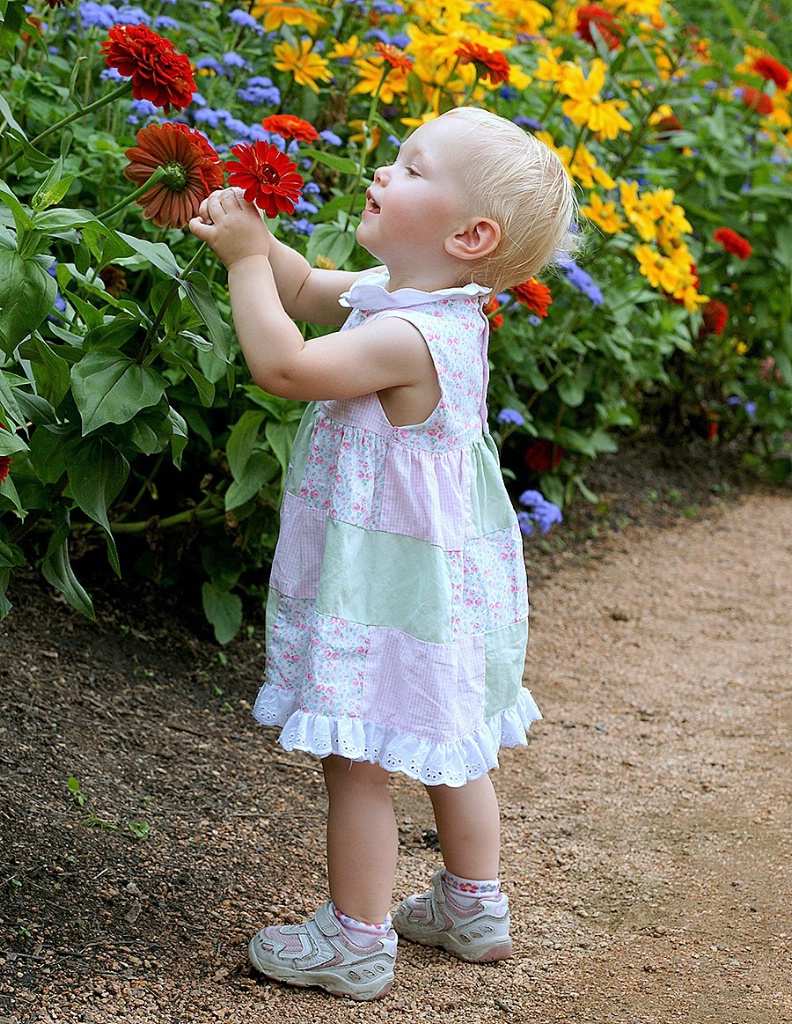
189,188,271,268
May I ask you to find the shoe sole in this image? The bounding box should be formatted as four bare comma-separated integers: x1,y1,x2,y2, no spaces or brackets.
394,926,512,963
248,938,394,1001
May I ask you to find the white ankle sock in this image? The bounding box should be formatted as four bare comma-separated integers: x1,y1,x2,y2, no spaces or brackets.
441,870,501,908
333,906,393,948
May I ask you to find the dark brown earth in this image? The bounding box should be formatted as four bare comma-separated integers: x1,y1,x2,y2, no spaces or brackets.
1,433,790,1024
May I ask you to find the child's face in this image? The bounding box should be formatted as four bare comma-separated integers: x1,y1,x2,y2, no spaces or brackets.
357,117,472,283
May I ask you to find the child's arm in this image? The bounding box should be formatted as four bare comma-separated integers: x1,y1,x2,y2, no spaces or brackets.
192,188,371,327
189,189,436,407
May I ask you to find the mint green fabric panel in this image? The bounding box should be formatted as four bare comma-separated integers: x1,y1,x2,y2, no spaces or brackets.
483,619,529,717
315,519,454,644
469,436,519,536
265,587,280,650
284,401,316,497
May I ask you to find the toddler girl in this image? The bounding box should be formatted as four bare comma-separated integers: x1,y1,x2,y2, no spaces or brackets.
190,106,576,1001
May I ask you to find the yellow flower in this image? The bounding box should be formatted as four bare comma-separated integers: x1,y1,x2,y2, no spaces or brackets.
559,59,633,140
484,0,551,36
643,187,691,235
571,144,616,190
633,244,680,294
249,0,325,34
350,58,410,104
328,36,366,62
581,192,627,233
734,339,748,356
534,46,565,85
619,181,656,241
347,120,382,150
273,39,333,94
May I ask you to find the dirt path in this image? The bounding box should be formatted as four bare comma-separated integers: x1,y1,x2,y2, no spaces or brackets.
1,488,790,1024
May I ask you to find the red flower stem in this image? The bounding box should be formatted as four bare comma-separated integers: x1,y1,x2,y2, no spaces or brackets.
98,165,167,222
0,80,133,174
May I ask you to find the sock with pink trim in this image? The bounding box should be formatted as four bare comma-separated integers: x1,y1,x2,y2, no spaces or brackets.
441,870,501,908
333,906,394,949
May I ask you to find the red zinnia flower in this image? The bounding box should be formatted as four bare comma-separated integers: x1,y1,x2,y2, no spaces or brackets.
261,114,319,143
739,86,774,116
101,24,196,114
99,265,129,298
699,299,729,338
455,42,511,85
374,42,414,73
512,278,552,318
124,122,224,229
483,296,503,330
225,142,304,218
713,227,752,261
524,439,565,474
752,56,791,91
576,4,625,51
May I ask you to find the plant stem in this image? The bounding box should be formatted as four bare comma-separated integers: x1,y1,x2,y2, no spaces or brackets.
98,166,168,222
136,241,208,364
0,81,133,175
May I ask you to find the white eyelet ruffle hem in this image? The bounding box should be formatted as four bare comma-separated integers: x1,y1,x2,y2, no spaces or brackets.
252,685,541,788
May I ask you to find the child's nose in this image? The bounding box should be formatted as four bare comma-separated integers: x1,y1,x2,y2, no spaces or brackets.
373,165,390,185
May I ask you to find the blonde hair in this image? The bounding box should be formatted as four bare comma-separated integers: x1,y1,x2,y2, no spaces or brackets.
438,107,578,293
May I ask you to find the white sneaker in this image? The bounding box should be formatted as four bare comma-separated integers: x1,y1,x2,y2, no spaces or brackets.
248,902,396,1001
393,870,512,962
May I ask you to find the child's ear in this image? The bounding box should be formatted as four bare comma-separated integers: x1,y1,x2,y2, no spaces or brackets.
446,218,501,261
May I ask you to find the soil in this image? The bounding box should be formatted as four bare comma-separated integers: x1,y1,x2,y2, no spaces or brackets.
1,432,790,1024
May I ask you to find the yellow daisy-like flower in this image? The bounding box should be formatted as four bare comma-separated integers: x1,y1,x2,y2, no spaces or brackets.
249,0,325,34
484,0,551,37
273,39,333,94
619,181,656,242
347,120,382,151
643,188,692,236
571,144,616,190
734,339,748,356
534,45,565,85
350,58,410,104
328,35,366,62
581,192,627,233
633,244,681,294
559,59,633,140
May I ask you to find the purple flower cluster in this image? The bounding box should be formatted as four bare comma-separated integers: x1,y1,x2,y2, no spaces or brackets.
517,490,563,536
558,254,603,306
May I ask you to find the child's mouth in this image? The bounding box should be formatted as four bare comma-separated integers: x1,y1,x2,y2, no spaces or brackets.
365,190,381,214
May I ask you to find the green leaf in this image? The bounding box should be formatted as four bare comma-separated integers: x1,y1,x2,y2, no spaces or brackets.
31,161,74,212
556,375,586,408
163,349,215,407
305,222,356,269
0,178,34,234
0,250,57,351
41,504,95,620
226,410,266,480
265,420,297,476
182,271,232,363
64,435,129,576
0,426,27,456
70,350,166,434
300,147,360,175
201,581,243,645
116,231,180,278
23,336,72,406
225,451,277,510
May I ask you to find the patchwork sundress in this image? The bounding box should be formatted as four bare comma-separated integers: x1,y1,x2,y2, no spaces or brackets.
252,271,541,787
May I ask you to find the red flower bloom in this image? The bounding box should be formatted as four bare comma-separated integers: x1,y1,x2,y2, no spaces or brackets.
654,114,682,134
512,278,552,318
455,42,511,85
101,24,196,113
524,439,565,474
713,227,752,260
374,42,414,73
739,86,774,116
99,265,129,298
576,4,625,50
225,142,304,218
483,295,503,330
261,114,319,143
0,422,11,483
124,122,224,229
752,56,791,90
699,299,729,338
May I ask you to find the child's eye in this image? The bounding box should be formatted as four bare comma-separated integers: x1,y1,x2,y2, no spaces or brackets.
405,165,419,177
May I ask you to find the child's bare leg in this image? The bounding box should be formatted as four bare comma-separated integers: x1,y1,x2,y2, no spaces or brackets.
425,772,501,879
322,755,397,924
